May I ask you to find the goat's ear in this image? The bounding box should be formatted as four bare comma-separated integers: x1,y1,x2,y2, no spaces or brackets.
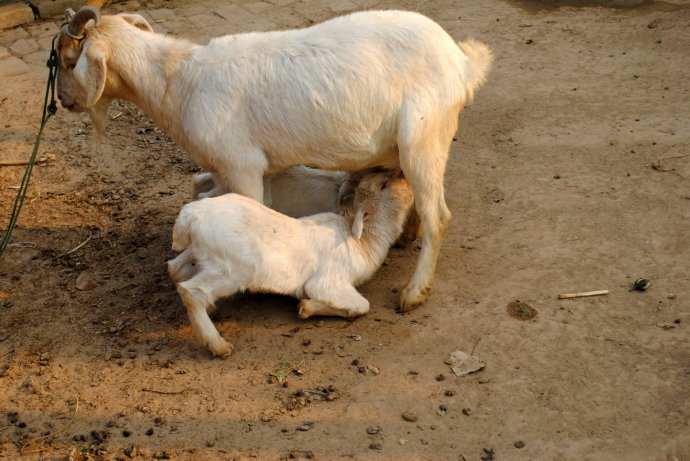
118,13,154,32
352,209,370,240
75,44,107,107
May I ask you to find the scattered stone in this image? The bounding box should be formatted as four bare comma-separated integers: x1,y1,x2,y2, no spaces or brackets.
435,374,445,382
398,439,407,445
366,365,380,375
462,408,472,416
145,428,154,436
296,423,312,432
0,3,34,30
445,390,456,397
9,38,39,57
366,425,381,435
76,273,101,291
657,322,678,330
0,57,30,78
368,442,382,450
402,412,418,422
446,350,485,376
32,0,83,19
122,430,131,437
420,439,429,445
634,278,651,291
515,440,525,448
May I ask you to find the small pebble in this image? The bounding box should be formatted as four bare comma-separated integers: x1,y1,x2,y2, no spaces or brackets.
122,430,131,437
398,439,407,445
515,440,525,448
445,390,456,397
366,425,381,435
462,408,472,416
420,439,429,445
402,412,418,422
145,428,154,436
369,442,382,450
435,374,445,382
297,424,311,432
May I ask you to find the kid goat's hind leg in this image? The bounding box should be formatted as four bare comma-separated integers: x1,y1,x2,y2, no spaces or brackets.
298,283,370,320
176,277,234,358
397,104,456,311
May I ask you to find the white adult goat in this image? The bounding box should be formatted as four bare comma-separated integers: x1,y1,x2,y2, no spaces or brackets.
168,171,415,357
56,6,493,310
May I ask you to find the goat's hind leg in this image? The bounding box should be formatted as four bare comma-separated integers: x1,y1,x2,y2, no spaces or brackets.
176,278,234,358
168,250,198,283
397,106,455,311
298,283,370,320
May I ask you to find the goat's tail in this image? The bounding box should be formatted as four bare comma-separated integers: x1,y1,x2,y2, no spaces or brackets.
171,208,196,252
457,39,494,102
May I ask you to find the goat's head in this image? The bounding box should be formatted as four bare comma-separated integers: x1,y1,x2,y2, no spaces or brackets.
56,4,153,131
351,171,414,239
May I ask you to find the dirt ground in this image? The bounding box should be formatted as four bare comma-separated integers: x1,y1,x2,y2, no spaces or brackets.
1,0,689,460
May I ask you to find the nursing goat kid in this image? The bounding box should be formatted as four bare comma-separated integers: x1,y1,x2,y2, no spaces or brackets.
168,172,415,357
56,6,493,311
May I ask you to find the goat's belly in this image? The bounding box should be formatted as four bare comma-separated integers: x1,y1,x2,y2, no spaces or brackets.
263,139,399,174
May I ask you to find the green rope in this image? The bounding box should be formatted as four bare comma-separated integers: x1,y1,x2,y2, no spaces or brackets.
0,35,59,260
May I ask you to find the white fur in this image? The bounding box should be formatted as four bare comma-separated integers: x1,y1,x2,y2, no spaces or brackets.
167,172,414,357
57,9,493,310
193,166,347,218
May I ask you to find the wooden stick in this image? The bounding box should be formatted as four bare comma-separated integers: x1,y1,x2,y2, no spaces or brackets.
141,388,188,395
558,290,609,299
0,155,56,167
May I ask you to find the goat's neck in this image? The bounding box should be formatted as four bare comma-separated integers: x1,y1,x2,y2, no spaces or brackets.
352,216,402,271
107,30,194,134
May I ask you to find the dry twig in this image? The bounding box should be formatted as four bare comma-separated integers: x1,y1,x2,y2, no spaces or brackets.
0,155,56,167
60,233,92,257
558,290,609,299
141,388,188,395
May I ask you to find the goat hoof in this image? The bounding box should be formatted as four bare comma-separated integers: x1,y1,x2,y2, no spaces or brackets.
399,285,430,312
297,300,314,319
209,340,234,358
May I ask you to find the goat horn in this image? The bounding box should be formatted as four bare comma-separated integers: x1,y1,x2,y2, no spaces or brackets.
66,6,100,39
65,8,76,20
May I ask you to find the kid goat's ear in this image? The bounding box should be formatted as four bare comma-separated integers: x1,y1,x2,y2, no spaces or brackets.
352,209,366,239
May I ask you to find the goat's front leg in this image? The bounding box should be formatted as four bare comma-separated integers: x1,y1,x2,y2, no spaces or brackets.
214,151,267,203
